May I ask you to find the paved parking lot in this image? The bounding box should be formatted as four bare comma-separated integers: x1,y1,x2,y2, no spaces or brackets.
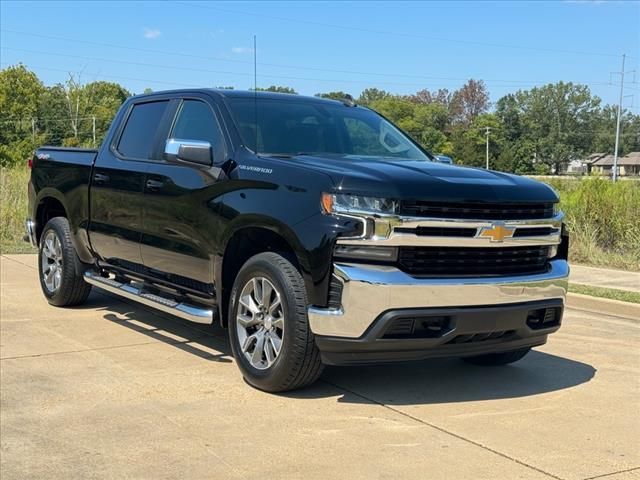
1,254,639,480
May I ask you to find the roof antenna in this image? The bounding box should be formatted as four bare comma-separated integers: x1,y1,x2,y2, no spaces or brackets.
253,34,258,154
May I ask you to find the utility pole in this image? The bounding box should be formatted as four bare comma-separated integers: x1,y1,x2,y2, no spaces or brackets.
611,54,635,182
92,116,96,148
31,118,36,143
485,127,490,170
613,54,626,182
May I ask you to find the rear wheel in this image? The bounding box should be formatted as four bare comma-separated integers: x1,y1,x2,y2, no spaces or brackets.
38,217,92,307
228,252,323,392
462,347,531,366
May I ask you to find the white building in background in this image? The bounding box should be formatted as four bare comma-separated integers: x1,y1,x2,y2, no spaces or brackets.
591,152,640,177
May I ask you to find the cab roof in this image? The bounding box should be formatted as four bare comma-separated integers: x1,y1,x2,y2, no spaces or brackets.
132,88,352,106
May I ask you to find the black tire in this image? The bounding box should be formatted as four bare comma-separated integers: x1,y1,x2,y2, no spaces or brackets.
228,252,323,392
38,217,92,307
462,347,531,366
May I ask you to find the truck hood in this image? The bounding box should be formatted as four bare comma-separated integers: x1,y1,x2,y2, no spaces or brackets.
289,154,558,204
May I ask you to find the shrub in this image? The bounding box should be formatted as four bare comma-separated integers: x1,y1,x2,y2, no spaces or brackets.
544,177,640,270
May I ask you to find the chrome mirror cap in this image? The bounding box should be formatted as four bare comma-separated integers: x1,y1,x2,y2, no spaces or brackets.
164,138,213,166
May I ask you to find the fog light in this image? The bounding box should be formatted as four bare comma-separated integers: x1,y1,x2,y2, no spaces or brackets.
548,245,558,258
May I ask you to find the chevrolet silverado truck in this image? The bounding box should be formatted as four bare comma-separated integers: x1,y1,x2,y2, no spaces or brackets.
26,89,569,392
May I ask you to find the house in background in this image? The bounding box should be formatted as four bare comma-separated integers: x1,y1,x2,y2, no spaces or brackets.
591,152,640,177
566,153,606,174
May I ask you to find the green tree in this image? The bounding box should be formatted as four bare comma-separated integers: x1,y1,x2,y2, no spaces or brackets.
315,91,353,101
590,105,640,156
37,84,69,146
252,86,297,94
369,96,452,153
452,114,503,168
357,88,391,105
0,64,45,165
84,81,130,146
515,82,600,173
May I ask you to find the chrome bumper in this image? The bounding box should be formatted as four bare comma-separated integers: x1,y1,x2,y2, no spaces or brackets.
308,260,569,338
24,219,37,247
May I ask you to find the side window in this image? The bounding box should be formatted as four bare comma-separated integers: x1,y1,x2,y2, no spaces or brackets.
117,101,169,159
171,100,226,162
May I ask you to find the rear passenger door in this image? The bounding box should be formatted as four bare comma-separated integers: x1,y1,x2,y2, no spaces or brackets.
140,96,229,291
89,99,172,270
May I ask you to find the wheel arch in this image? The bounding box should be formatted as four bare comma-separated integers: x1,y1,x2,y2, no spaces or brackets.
34,193,68,243
34,189,94,265
217,219,314,328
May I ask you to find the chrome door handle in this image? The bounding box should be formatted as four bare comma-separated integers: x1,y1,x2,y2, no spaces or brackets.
145,179,164,191
93,173,110,184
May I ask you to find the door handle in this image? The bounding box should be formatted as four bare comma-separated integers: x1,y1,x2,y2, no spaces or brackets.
93,173,110,184
146,179,165,191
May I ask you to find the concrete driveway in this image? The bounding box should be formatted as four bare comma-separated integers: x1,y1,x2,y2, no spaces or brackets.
1,254,639,480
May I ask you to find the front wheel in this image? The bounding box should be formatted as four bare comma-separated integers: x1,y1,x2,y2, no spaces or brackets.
462,347,531,366
228,252,323,392
38,217,92,307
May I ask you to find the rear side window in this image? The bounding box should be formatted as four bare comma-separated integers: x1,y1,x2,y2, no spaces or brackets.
171,100,226,162
117,101,169,159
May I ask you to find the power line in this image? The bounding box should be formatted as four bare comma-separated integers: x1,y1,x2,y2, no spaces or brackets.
2,47,622,90
0,62,205,89
173,1,636,60
0,31,630,88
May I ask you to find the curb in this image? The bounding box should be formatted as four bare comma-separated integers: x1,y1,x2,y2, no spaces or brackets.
566,293,640,320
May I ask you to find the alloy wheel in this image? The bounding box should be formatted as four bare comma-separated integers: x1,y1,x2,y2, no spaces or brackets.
236,276,285,370
41,231,63,293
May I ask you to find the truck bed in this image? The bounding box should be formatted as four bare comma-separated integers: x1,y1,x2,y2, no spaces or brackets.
29,146,98,255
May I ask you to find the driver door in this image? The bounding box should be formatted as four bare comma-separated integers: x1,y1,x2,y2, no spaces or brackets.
140,97,229,291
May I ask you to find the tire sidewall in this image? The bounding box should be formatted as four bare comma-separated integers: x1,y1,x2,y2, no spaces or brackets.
228,255,305,389
37,217,88,306
38,221,64,302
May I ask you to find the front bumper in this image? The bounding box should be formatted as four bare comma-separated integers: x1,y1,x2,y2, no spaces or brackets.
309,260,569,365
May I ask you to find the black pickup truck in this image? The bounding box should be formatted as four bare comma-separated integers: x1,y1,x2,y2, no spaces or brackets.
26,89,569,392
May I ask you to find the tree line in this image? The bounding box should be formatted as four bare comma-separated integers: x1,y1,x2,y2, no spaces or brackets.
1,64,638,173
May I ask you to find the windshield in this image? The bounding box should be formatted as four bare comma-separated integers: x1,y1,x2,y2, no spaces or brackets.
226,97,431,161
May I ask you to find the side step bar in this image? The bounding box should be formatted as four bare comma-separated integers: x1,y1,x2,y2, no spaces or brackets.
84,271,213,324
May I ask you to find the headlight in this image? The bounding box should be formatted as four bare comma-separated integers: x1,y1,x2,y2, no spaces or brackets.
321,193,398,215
553,203,561,216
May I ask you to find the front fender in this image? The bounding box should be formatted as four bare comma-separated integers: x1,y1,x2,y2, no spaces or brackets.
218,212,336,307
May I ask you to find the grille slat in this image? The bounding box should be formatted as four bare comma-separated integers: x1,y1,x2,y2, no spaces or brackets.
394,226,477,237
400,201,555,220
513,227,559,238
398,246,550,277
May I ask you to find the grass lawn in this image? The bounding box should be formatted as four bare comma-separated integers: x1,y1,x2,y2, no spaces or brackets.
569,283,640,304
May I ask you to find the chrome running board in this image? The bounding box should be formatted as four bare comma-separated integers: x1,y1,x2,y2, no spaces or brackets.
84,271,213,324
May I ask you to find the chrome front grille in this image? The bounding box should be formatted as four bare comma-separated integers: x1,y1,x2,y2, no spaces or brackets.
333,202,565,280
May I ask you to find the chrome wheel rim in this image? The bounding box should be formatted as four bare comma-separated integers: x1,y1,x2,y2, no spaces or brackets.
41,231,63,293
236,277,284,370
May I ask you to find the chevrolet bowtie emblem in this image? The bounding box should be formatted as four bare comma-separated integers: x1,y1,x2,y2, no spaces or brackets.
478,223,515,242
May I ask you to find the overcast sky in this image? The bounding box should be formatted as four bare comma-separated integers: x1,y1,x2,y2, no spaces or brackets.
1,1,639,107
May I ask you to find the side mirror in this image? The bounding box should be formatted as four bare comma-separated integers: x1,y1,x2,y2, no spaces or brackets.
164,138,213,166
